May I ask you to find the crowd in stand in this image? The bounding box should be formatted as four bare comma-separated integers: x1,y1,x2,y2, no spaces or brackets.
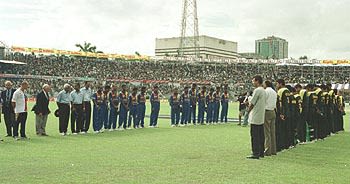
2,52,350,98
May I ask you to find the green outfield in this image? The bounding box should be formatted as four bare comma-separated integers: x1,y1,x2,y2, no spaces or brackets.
0,102,349,184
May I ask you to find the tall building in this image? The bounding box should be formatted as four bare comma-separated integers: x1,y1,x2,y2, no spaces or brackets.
255,36,288,59
155,35,239,60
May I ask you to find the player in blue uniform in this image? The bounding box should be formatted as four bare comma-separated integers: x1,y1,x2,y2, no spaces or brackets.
108,85,120,131
92,87,104,133
180,86,191,126
150,86,160,128
213,86,221,124
101,85,110,131
206,88,215,125
118,85,129,130
137,87,147,128
189,84,198,125
169,88,181,127
128,87,138,129
220,86,229,123
197,86,207,125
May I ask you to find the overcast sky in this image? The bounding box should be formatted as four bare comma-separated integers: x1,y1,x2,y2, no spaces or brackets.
0,0,349,59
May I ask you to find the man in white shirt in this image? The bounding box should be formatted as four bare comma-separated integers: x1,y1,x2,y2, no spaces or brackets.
263,81,277,156
11,81,29,140
247,76,266,159
80,81,92,133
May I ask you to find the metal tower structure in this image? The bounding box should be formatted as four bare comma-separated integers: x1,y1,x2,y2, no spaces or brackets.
179,0,199,58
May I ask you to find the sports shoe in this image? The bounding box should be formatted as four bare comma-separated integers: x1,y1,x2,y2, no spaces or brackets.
109,129,114,132
171,125,176,127
246,155,259,159
14,136,20,141
73,133,78,135
60,133,65,136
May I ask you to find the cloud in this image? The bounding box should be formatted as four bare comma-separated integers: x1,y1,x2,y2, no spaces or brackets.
0,0,349,59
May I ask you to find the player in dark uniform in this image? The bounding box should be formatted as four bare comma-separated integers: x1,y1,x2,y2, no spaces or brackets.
276,79,291,151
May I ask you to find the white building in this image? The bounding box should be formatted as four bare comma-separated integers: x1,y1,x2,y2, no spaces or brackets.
155,35,239,59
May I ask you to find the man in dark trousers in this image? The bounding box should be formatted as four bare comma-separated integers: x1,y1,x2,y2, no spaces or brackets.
1,81,16,137
33,84,51,136
12,81,30,140
70,83,84,135
81,81,92,133
247,76,266,159
56,84,72,136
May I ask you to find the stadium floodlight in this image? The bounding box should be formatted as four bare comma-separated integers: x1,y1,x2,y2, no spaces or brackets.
179,0,200,58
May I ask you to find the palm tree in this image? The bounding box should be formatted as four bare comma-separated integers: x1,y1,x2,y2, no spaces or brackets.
75,42,103,53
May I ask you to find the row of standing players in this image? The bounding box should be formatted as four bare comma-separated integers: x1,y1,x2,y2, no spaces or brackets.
275,82,345,152
56,83,230,135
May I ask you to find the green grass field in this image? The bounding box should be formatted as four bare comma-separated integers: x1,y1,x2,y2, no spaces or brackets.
0,102,349,184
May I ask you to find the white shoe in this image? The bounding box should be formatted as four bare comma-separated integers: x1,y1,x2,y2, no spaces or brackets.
127,127,132,130
73,133,78,135
94,131,100,134
65,133,70,136
149,126,154,128
60,133,65,136
109,129,114,132
171,125,176,127
180,124,185,127
80,132,86,135
100,129,104,133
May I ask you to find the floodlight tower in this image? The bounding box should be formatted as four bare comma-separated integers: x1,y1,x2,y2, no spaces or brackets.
179,0,200,58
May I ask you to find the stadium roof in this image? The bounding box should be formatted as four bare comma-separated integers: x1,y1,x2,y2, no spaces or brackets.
0,60,26,65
